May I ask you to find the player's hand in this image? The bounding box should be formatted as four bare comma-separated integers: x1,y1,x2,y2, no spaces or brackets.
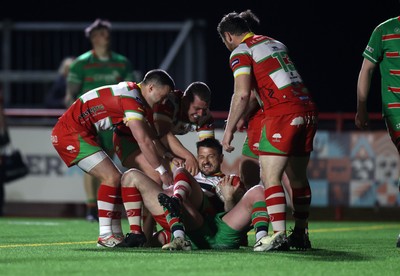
217,175,239,201
355,111,369,130
222,131,235,153
171,156,185,168
236,118,247,132
160,171,173,186
183,154,199,176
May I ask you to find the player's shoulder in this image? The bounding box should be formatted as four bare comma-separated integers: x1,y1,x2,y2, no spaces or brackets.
70,51,93,68
375,16,400,32
75,51,93,61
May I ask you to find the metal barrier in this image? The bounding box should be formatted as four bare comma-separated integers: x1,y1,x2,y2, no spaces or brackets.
3,108,386,131
0,20,206,107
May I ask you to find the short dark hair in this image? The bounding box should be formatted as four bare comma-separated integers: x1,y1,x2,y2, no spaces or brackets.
142,69,175,90
217,12,250,39
184,81,211,104
85,18,112,38
196,138,223,155
239,9,261,33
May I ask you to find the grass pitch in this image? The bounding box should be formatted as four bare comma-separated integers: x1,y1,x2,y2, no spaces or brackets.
0,218,399,275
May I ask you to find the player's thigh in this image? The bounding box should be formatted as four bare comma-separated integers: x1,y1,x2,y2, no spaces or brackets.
259,155,287,185
83,153,121,186
121,168,165,215
384,116,400,151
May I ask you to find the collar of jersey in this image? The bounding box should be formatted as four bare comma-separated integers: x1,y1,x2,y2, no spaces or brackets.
241,32,254,42
202,171,225,178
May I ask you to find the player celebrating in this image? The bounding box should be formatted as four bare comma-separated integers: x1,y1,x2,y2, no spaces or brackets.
117,138,270,251
118,138,246,247
217,11,318,250
51,69,175,247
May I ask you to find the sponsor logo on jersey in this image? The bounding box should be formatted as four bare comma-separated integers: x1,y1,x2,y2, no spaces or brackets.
366,45,374,53
78,104,105,120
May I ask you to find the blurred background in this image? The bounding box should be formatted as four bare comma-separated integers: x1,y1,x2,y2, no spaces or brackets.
1,0,398,113
1,0,399,220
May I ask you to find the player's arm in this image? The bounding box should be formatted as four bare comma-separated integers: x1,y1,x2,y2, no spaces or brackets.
356,58,376,130
222,73,252,152
154,136,185,168
161,132,199,176
126,119,173,186
236,89,261,131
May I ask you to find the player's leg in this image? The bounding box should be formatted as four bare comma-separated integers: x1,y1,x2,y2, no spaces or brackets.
161,167,204,211
259,155,288,233
113,130,165,241
123,151,161,240
285,155,312,250
382,116,400,247
83,130,115,223
216,185,275,251
78,152,123,248
52,122,123,248
117,168,166,247
83,174,99,222
157,191,195,250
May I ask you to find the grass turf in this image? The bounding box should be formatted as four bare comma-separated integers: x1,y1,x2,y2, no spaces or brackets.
0,218,399,275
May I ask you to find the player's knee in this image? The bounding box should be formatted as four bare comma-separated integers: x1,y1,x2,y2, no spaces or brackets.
121,168,142,187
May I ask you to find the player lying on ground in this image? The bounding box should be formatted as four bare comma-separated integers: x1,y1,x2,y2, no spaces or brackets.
117,138,247,247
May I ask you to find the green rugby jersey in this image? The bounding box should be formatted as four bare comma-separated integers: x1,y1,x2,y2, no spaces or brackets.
68,50,134,98
363,16,400,117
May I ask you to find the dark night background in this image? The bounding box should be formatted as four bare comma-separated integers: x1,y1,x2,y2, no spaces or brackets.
2,0,400,113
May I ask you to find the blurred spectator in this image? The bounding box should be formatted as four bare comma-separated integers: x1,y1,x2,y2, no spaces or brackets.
44,57,75,109
65,18,135,222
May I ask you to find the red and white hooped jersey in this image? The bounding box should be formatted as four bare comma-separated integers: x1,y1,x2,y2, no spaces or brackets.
230,33,317,116
58,81,153,134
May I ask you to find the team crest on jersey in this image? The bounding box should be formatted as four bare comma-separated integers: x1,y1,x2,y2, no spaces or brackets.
231,58,240,68
272,133,282,142
66,145,76,153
